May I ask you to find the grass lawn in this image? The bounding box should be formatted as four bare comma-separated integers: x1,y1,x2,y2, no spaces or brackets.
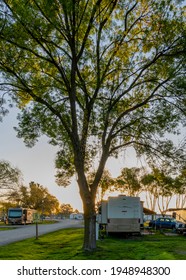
0,227,15,231
0,228,186,260
0,220,57,232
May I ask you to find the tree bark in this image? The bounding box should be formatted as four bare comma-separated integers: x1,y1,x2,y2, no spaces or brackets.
76,165,97,251
83,200,97,251
75,146,108,251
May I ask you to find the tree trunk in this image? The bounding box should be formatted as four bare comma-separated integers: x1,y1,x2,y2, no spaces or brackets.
76,169,97,251
75,149,108,251
82,199,97,251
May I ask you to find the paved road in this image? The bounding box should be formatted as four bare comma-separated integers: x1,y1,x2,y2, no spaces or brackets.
0,219,83,246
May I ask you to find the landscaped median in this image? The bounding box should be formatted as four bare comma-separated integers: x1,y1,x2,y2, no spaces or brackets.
0,228,185,260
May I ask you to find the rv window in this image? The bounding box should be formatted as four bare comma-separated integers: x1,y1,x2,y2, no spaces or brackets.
8,209,22,218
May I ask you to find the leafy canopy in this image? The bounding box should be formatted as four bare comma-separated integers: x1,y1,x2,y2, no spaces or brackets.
0,0,185,186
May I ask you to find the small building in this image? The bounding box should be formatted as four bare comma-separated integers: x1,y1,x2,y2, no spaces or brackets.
163,208,186,223
143,207,156,221
143,207,156,215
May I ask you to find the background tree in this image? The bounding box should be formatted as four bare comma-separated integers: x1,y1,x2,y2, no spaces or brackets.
141,167,175,212
155,170,174,213
28,182,60,215
173,168,186,208
8,181,60,214
0,160,22,199
0,0,186,250
87,169,115,200
18,185,30,207
59,203,74,218
0,201,17,216
114,167,143,196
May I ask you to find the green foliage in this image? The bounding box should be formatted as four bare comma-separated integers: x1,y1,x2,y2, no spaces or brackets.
11,182,60,214
0,0,185,171
115,167,142,196
88,169,115,198
0,228,186,260
173,167,186,208
59,203,74,217
55,149,75,186
141,166,177,212
0,226,15,231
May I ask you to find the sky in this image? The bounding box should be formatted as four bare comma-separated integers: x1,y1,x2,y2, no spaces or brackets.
0,107,81,211
0,106,142,212
0,104,185,212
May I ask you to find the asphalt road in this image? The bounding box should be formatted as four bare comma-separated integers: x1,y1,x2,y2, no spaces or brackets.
0,219,83,246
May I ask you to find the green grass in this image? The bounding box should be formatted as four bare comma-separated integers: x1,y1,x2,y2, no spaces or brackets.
0,222,17,231
0,227,15,231
0,220,57,230
0,229,185,260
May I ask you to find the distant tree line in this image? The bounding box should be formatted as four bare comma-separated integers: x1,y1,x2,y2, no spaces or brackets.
95,165,186,213
0,160,76,217
0,159,185,216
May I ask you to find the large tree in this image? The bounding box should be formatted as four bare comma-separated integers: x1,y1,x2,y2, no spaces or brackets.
0,0,186,250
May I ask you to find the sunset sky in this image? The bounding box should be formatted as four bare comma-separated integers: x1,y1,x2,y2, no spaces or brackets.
0,105,184,212
0,106,141,212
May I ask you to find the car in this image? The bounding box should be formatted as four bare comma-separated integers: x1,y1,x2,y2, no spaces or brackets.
176,223,186,235
149,217,177,229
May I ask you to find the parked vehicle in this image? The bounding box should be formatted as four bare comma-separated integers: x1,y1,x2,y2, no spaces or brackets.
69,213,84,220
176,223,186,235
149,217,177,229
8,208,36,224
98,195,143,234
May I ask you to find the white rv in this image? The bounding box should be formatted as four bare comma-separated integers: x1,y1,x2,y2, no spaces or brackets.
99,195,143,234
70,213,84,220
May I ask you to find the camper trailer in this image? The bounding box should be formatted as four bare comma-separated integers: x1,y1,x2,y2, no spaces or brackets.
99,195,143,234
